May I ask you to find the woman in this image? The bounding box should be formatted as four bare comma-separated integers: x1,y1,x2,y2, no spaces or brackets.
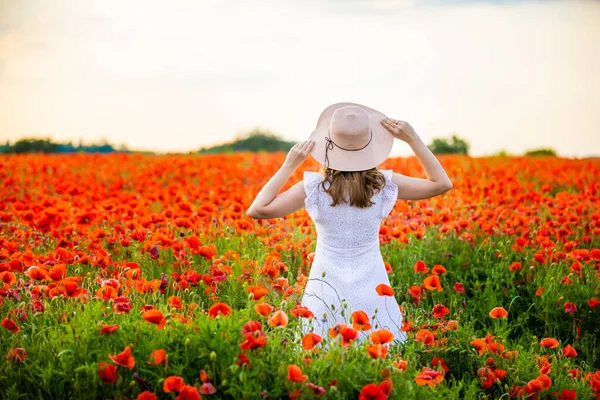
247,102,453,348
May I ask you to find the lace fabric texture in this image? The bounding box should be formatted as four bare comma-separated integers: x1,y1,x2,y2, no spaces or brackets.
299,169,407,346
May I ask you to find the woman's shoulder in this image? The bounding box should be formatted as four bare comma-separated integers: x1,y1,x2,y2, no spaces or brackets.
377,169,398,196
376,169,394,180
303,171,324,182
303,171,323,193
304,170,323,177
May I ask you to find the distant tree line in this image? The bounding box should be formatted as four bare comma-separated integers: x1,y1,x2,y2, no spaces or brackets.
426,134,558,157
1,132,560,157
1,138,129,154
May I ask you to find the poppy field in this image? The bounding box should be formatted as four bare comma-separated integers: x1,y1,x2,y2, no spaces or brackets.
1,152,599,399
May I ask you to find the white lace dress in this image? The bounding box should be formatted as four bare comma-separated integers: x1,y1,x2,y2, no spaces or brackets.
299,169,407,347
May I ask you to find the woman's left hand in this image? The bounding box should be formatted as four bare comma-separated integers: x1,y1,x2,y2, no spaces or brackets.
283,140,315,169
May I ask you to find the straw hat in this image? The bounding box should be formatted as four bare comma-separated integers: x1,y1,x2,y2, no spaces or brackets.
307,102,394,172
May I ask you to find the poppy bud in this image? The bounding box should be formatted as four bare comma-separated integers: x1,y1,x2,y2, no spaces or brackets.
210,351,217,361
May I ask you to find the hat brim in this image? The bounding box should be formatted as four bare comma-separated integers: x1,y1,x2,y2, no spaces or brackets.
308,102,394,171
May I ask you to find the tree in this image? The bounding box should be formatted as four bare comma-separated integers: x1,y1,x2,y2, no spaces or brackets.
524,148,557,157
493,149,514,157
428,134,470,155
199,128,296,153
8,138,59,154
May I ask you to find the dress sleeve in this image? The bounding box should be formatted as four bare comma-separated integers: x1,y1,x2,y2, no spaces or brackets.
303,171,321,219
379,169,398,218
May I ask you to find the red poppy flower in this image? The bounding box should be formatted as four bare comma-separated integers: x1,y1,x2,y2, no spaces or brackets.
288,364,308,382
2,318,20,334
100,323,119,334
561,344,577,358
267,310,289,327
142,309,167,329
540,338,559,349
352,310,372,331
371,329,394,344
359,383,387,400
163,376,185,393
98,362,118,384
415,367,444,386
208,302,232,318
489,307,508,318
423,275,443,292
177,385,201,400
302,332,322,351
376,283,395,296
147,349,167,365
432,304,450,319
254,303,274,317
563,302,576,314
415,329,435,346
413,260,429,274
108,345,135,370
453,282,465,293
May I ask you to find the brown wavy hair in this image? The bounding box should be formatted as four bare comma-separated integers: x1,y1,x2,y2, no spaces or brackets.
318,166,387,208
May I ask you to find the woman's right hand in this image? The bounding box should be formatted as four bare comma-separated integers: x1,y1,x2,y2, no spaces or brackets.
380,117,418,143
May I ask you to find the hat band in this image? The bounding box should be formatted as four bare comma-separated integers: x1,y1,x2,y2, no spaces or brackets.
324,129,373,169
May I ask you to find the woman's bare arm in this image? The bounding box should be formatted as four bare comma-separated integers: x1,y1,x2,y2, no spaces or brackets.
380,118,453,201
246,166,306,219
247,140,315,219
404,134,453,187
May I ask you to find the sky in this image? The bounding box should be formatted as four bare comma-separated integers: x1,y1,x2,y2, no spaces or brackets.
0,0,599,158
